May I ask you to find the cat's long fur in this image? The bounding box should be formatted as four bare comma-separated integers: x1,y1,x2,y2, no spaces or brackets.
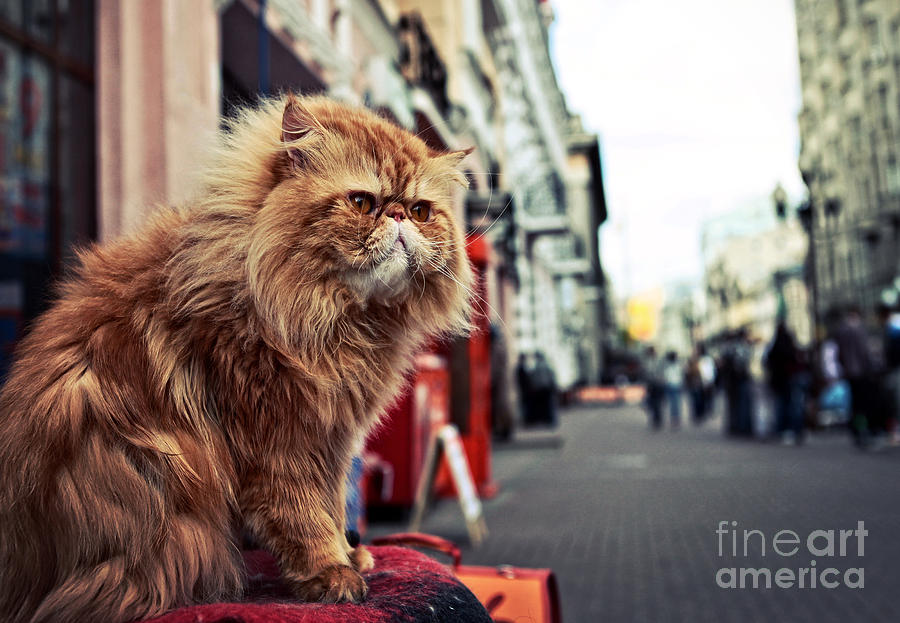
0,95,473,623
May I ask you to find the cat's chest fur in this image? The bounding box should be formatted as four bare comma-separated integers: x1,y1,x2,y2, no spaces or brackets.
202,315,415,440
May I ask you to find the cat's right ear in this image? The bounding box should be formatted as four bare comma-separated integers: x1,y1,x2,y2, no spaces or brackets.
281,95,323,172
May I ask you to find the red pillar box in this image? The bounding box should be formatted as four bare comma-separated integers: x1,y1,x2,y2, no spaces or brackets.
365,352,449,508
438,234,497,499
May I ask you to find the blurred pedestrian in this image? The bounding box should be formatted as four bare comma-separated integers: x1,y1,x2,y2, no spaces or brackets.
877,292,900,445
662,351,683,428
530,351,558,427
643,346,664,429
764,321,805,444
686,344,715,423
489,323,515,441
685,349,704,423
833,306,878,446
721,328,755,436
699,345,717,415
818,308,851,427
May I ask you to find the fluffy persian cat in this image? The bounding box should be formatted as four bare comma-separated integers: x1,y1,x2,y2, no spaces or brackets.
0,95,474,623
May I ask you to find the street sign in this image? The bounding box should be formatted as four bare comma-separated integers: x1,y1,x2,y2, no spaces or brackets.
410,424,487,546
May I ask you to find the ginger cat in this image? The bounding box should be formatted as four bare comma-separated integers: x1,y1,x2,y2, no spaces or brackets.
0,95,473,623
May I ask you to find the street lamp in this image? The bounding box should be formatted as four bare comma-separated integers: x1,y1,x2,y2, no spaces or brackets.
773,181,820,348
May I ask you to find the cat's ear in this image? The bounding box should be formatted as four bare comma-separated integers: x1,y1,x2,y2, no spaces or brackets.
281,95,323,171
440,146,475,166
435,146,475,187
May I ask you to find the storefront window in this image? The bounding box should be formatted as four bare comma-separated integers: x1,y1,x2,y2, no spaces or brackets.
0,0,94,380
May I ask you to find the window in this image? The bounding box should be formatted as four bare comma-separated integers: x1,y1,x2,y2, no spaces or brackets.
836,0,847,30
864,18,880,49
878,84,890,131
887,154,900,195
0,0,95,379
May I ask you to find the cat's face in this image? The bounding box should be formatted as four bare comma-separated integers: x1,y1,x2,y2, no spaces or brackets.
293,144,468,303
248,96,473,343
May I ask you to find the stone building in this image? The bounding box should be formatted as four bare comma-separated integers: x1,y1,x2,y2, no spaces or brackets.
0,0,610,391
565,116,609,384
0,0,464,378
702,211,810,372
482,0,608,388
794,0,900,316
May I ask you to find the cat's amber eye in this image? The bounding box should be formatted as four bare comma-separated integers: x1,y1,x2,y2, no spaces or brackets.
409,202,431,222
348,192,375,214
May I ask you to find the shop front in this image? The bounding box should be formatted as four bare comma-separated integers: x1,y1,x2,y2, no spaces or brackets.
0,0,95,379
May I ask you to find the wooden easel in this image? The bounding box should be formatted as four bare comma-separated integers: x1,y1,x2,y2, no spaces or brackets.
409,424,488,547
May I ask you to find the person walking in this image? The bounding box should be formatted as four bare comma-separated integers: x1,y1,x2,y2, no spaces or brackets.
686,344,715,423
764,322,805,444
722,328,755,437
818,309,851,427
489,323,515,441
643,346,664,430
878,294,900,445
530,351,558,428
515,353,534,426
662,351,684,428
698,345,717,416
833,306,877,446
685,349,705,423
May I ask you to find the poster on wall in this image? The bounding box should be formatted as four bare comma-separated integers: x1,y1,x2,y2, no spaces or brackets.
0,39,50,260
19,54,50,259
0,39,16,254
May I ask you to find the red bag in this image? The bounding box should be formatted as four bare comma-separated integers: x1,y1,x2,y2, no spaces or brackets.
371,533,562,623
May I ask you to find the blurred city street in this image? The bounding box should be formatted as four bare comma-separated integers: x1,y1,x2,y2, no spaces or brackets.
369,403,900,623
3,1,900,621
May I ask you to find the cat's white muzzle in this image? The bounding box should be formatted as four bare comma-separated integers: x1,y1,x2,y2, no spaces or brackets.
342,221,416,301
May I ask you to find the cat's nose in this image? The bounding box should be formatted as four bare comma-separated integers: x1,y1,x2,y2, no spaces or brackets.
382,203,406,222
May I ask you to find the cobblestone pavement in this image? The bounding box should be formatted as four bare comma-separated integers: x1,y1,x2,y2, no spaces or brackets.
366,403,900,622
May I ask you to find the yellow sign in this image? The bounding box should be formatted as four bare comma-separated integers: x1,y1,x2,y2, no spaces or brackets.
626,292,661,341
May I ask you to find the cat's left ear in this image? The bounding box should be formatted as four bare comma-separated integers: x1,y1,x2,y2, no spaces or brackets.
281,95,324,171
435,146,475,187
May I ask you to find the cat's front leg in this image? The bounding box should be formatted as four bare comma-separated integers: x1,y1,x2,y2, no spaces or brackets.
241,467,367,603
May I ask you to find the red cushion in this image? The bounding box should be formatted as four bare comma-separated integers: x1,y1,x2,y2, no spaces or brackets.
144,546,492,623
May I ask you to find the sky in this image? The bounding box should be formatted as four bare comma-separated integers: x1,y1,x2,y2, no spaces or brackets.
549,0,805,299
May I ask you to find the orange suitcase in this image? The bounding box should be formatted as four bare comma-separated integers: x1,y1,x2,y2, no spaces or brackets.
371,533,562,623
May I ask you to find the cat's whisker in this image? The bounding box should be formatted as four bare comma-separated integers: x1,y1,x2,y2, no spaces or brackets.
465,193,513,248
350,244,366,269
410,261,427,301
423,258,508,333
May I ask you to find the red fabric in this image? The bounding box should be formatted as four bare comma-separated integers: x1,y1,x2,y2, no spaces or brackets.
143,546,491,623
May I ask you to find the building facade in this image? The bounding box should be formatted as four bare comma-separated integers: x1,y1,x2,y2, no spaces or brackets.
703,216,810,369
0,0,609,392
795,0,900,317
482,0,609,388
565,116,609,384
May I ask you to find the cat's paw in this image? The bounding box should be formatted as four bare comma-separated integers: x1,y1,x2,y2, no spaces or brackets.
349,545,374,573
294,565,368,603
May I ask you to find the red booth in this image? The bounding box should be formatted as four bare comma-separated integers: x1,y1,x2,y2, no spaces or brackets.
365,352,449,507
437,234,496,498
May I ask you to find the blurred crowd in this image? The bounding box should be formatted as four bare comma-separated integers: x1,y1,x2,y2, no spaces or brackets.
640,296,900,450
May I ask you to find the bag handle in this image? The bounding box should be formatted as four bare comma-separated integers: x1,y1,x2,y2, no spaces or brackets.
370,532,461,568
